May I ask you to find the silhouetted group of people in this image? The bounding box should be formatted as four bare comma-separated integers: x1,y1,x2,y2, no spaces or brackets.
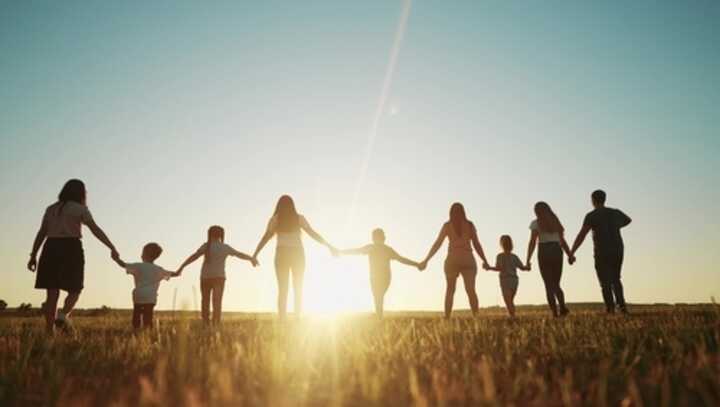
29,179,632,333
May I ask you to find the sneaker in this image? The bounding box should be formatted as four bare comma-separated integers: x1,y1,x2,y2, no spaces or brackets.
54,317,74,334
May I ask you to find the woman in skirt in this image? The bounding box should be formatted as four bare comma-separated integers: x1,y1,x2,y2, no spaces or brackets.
525,201,575,317
27,179,118,333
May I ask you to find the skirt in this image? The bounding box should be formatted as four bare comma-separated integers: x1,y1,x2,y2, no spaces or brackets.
36,238,84,292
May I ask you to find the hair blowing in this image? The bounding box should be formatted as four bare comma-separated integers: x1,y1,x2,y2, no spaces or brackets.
449,202,468,236
534,201,564,234
274,195,300,233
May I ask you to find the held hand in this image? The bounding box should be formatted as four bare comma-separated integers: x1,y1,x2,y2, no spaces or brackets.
568,255,576,265
526,262,532,271
27,256,37,272
250,257,259,267
111,249,120,261
418,261,427,271
482,262,490,271
330,247,340,257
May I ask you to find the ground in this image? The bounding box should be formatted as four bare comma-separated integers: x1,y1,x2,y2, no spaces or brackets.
0,305,718,406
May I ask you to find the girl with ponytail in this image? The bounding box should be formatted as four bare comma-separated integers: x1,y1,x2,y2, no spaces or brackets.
178,225,256,324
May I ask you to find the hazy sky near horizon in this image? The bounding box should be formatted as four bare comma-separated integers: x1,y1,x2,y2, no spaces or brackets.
1,1,719,313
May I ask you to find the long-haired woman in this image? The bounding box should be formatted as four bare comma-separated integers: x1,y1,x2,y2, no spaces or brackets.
525,201,574,317
252,195,335,320
419,202,490,318
28,179,118,333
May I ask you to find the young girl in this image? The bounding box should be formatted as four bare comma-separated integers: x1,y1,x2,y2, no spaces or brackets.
484,235,530,318
111,243,179,330
178,226,256,324
335,228,421,319
28,179,118,333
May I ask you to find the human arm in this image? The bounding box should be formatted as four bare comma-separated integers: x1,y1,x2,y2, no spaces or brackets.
390,248,420,268
559,232,575,264
469,224,489,267
27,217,48,271
177,245,204,275
616,210,632,228
484,254,501,272
300,217,335,251
515,255,531,271
227,245,258,267
85,217,118,257
419,225,448,269
526,230,538,266
338,245,371,256
252,219,276,260
111,253,127,269
570,224,591,257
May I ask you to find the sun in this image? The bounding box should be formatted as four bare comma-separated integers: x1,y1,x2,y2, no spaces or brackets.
301,252,372,316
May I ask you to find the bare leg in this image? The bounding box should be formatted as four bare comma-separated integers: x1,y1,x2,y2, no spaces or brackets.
200,281,212,324
44,289,60,333
461,270,479,316
61,291,80,317
444,275,457,319
502,291,516,317
212,280,225,324
291,270,304,318
275,266,290,320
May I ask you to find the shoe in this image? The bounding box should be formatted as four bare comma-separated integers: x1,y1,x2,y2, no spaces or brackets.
54,318,74,334
559,307,570,317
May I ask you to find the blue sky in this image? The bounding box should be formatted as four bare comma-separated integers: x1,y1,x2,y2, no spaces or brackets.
1,1,718,312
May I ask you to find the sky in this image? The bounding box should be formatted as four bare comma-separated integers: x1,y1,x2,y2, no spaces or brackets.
1,0,719,313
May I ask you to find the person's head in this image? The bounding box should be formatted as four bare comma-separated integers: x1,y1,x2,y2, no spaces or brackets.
274,195,300,232
142,242,163,262
372,228,386,244
449,202,468,235
534,201,564,233
205,225,225,257
57,179,86,212
591,189,607,208
500,235,513,253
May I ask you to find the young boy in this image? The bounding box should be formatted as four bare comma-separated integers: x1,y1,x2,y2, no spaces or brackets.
111,243,178,330
483,235,530,318
335,228,421,319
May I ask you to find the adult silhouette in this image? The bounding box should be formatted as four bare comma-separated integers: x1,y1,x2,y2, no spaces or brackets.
28,179,118,333
252,195,335,320
525,202,573,317
570,190,632,314
419,203,490,318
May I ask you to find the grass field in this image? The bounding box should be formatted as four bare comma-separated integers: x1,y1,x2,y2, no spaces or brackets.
1,305,718,406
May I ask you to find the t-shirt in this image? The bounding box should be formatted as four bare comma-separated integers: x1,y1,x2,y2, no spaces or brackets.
193,242,244,279
126,262,174,304
42,201,94,238
529,219,561,243
444,221,475,254
266,214,310,248
583,207,631,256
495,253,523,279
355,243,402,275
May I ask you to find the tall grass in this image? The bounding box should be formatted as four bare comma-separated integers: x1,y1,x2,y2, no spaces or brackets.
0,306,718,406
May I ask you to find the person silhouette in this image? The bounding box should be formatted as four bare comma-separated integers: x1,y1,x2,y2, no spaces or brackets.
570,190,632,314
27,179,118,334
252,195,335,320
334,228,421,319
177,225,256,325
525,202,574,317
419,203,490,319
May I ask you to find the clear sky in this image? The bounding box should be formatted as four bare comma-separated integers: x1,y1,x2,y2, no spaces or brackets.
1,1,719,313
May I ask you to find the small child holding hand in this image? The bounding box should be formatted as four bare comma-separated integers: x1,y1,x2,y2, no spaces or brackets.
334,228,421,319
483,235,530,318
112,243,178,330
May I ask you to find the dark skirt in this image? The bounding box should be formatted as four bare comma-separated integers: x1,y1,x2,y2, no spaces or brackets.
36,238,84,292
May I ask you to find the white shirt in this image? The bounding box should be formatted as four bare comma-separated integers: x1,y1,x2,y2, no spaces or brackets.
266,214,310,248
193,241,243,279
43,201,94,238
529,219,561,243
126,262,174,304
